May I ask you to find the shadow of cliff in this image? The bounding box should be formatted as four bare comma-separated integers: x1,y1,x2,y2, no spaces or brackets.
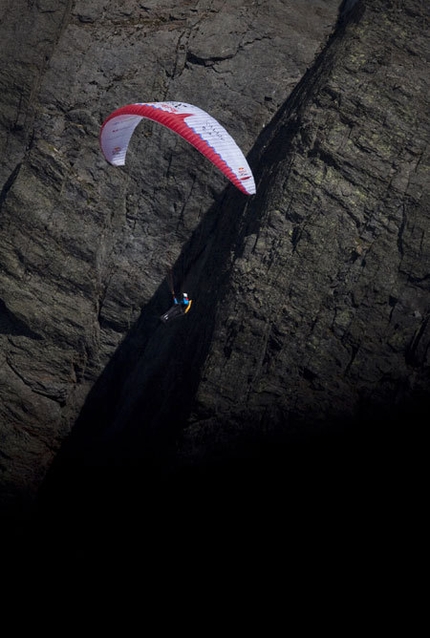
36,94,307,525
34,181,245,515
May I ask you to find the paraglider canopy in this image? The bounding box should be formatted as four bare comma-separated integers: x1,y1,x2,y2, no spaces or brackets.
99,101,256,195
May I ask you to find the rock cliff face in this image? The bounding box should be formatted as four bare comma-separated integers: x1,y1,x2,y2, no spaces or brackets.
1,0,340,520
1,0,429,549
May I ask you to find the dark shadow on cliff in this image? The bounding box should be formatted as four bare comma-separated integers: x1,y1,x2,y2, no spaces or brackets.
35,106,304,533
33,182,247,528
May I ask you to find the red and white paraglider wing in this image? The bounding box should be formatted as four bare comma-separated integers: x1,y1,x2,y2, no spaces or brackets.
99,102,256,195
99,109,143,167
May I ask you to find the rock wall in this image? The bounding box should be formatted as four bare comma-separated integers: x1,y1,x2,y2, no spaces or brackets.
50,0,429,472
181,0,430,451
32,0,428,571
0,1,428,585
1,0,429,560
1,1,340,518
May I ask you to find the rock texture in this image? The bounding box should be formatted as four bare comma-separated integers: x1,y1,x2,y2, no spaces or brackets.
1,0,429,564
0,0,339,520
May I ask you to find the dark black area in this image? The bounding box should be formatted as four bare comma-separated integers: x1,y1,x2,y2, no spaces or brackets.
3,380,420,599
17,393,412,579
